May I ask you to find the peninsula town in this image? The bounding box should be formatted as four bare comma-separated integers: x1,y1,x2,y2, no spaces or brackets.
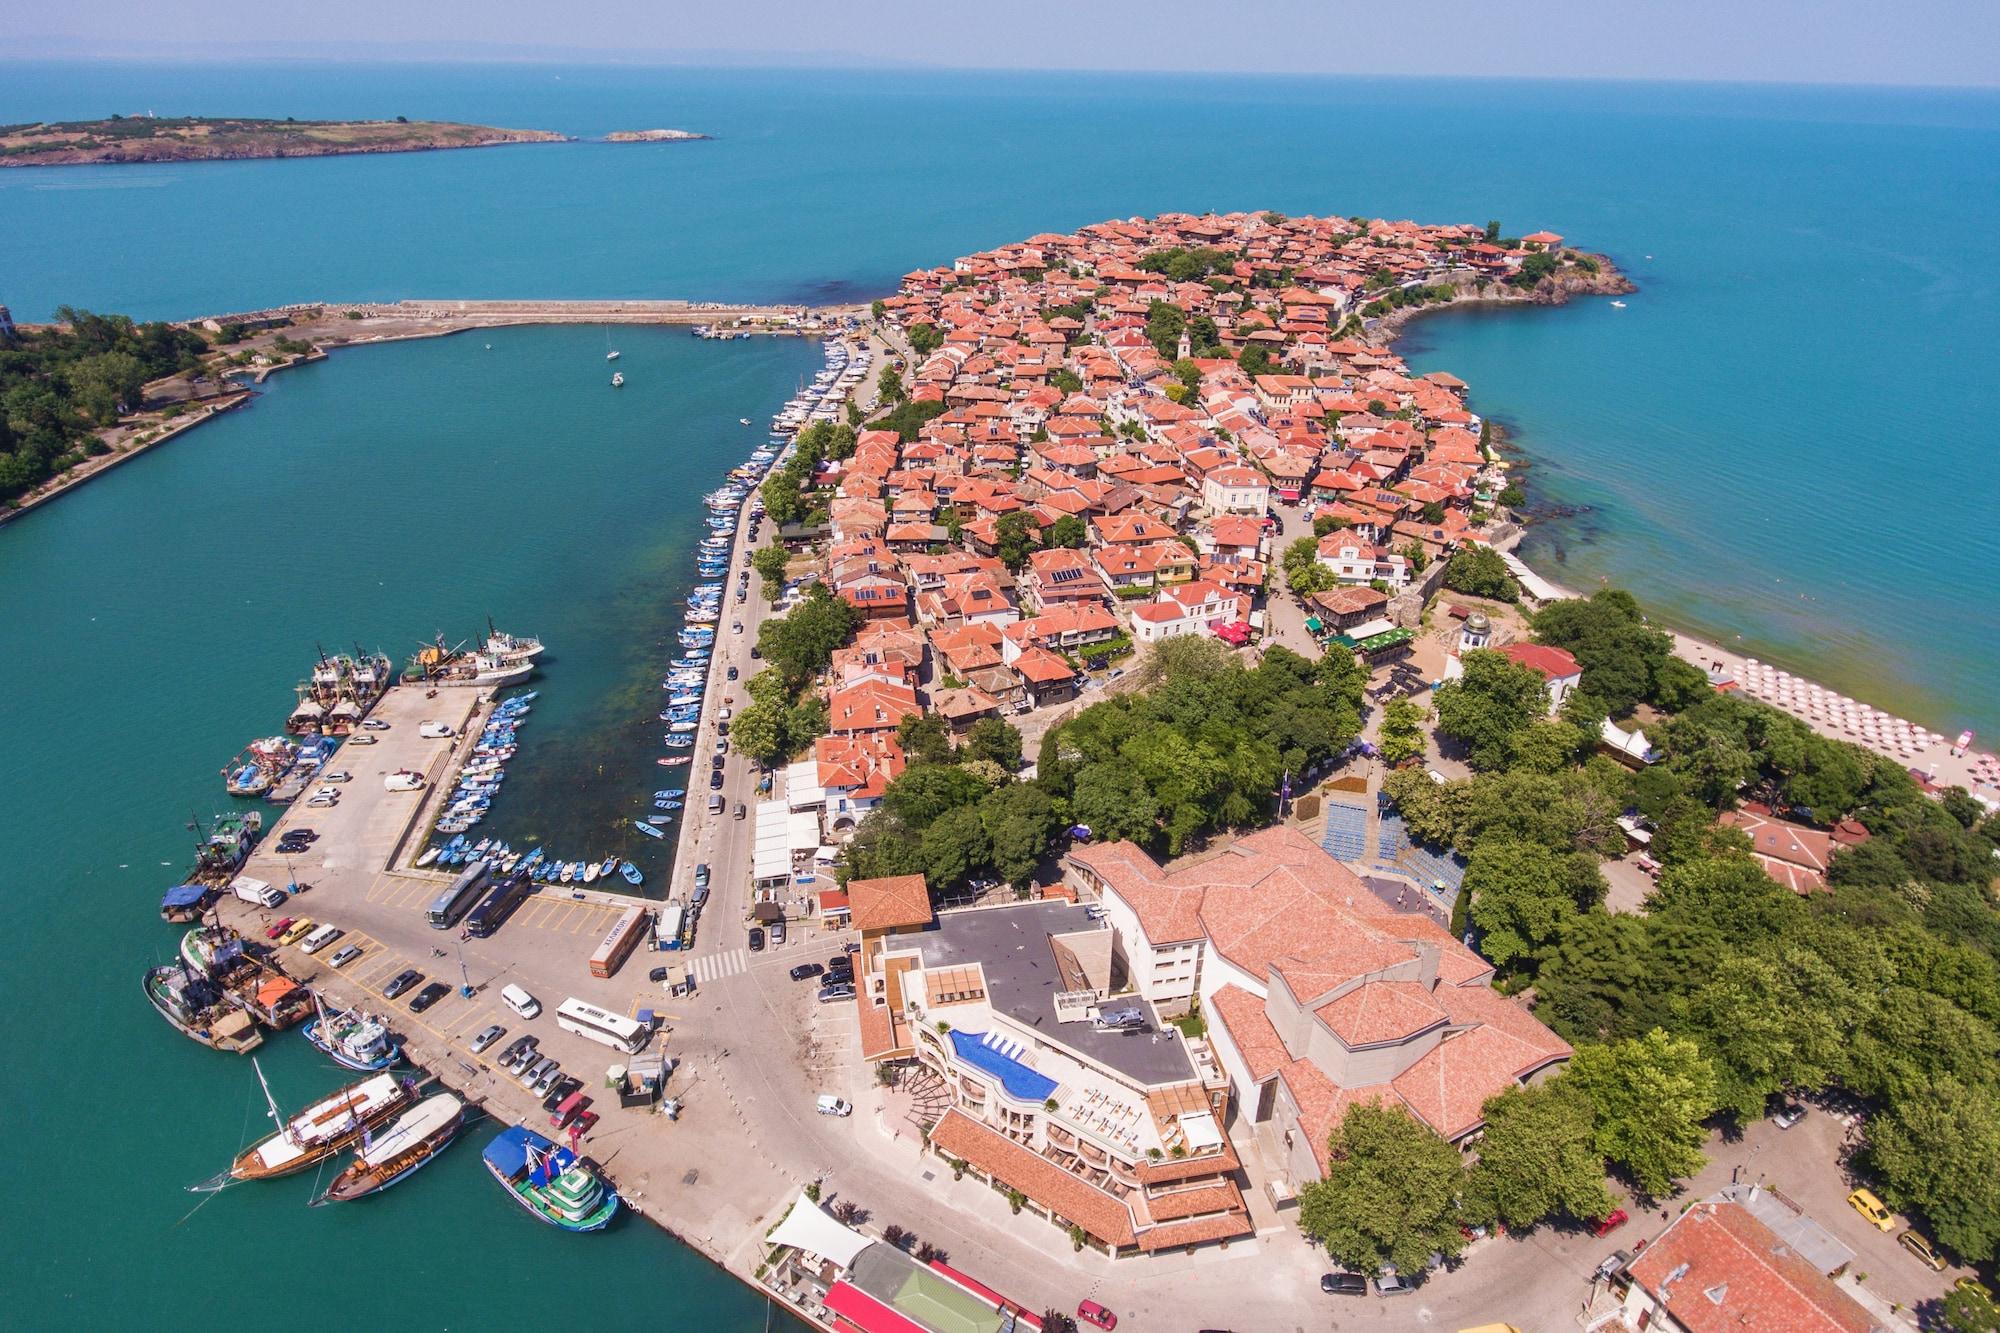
22,208,2000,1333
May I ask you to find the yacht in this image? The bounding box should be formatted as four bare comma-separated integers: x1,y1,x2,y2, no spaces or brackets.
611,371,625,388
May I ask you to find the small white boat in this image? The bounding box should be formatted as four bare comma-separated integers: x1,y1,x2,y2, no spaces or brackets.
738,417,751,426
1610,300,1627,309
607,350,620,361
611,372,625,388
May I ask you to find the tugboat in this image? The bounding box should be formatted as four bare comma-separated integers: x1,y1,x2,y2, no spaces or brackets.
313,1093,464,1204
481,1125,619,1231
144,963,263,1053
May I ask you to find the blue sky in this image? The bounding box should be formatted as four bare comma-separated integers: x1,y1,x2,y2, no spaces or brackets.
3,0,1996,86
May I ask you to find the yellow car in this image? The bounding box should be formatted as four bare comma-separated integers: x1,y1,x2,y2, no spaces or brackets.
1954,1277,1995,1306
1900,1231,1947,1271
1847,1188,1894,1232
276,918,316,947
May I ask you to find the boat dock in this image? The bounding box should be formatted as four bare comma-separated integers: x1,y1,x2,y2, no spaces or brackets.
202,674,826,1287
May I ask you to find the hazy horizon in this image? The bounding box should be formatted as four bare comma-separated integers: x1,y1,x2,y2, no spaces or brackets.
3,0,1996,88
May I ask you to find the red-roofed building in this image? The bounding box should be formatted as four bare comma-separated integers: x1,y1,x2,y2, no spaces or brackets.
1494,642,1583,714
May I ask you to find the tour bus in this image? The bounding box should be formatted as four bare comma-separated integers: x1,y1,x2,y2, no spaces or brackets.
426,859,490,929
587,904,651,979
555,996,649,1055
463,872,534,939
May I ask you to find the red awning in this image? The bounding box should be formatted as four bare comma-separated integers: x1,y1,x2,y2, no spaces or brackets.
822,1281,930,1333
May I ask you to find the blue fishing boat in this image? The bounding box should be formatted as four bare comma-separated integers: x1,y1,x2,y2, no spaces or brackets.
654,788,684,799
481,1126,618,1232
619,861,643,885
632,820,665,839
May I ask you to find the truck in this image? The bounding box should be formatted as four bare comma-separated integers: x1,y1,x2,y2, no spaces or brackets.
230,875,285,908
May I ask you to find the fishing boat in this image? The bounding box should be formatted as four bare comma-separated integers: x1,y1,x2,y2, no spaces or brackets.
146,963,263,1053
160,883,212,923
223,736,298,797
304,994,403,1072
646,815,671,826
313,1093,465,1204
633,821,666,840
193,810,264,877
225,1064,416,1183
654,788,684,799
484,621,547,661
657,756,691,767
582,861,601,884
611,371,624,388
597,855,619,880
480,1126,620,1232
619,862,643,885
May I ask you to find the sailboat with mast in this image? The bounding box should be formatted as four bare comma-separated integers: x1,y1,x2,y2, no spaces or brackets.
212,1060,416,1185
312,1093,465,1204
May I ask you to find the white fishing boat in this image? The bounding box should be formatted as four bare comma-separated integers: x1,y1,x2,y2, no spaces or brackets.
611,371,625,388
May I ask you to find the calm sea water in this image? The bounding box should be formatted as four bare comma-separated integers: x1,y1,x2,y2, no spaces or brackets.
3,61,1997,1322
0,325,816,1326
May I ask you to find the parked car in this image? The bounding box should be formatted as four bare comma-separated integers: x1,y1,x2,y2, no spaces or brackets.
409,982,451,1012
1592,1208,1630,1238
726,665,739,680
469,1024,507,1055
505,1042,542,1075
361,719,391,730
816,983,855,1004
328,943,363,968
733,801,746,820
709,769,724,790
1848,1188,1895,1231
383,969,423,999
1955,1278,1996,1308
769,918,786,944
748,927,765,952
649,966,671,983
520,1055,557,1088
1076,1301,1117,1330
815,1094,852,1117
1900,1230,1947,1271
299,924,344,954
321,771,352,783
277,919,316,947
264,916,297,941
531,1062,564,1097
694,864,710,889
1319,1272,1368,1296
347,733,378,745
542,1075,583,1113
495,1035,533,1066
789,963,824,981
1771,1100,1807,1130
1373,1272,1418,1297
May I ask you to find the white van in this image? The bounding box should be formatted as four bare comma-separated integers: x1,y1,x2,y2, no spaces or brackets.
299,923,344,955
500,984,541,1019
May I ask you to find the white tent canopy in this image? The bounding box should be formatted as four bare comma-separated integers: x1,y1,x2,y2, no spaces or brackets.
767,1191,873,1272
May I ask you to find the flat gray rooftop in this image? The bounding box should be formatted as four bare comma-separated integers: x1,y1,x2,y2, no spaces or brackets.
918,900,1196,1087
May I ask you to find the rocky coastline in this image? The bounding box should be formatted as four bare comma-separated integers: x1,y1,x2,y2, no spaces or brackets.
603,128,713,143
0,116,569,167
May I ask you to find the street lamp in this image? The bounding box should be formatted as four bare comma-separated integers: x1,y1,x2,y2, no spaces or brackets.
454,935,473,998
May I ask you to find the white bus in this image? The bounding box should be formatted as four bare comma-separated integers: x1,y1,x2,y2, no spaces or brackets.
555,997,649,1055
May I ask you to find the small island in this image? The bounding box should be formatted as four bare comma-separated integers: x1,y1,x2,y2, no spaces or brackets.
0,115,569,167
603,128,713,143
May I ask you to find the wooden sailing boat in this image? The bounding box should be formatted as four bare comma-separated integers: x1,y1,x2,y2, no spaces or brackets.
224,1061,416,1183
313,1093,465,1204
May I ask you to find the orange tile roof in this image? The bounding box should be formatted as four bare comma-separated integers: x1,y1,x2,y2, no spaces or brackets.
1134,1212,1255,1252
847,875,934,933
1141,1180,1245,1222
1314,980,1447,1047
928,1110,1136,1248
1627,1200,1876,1333
1134,1140,1240,1184
1206,984,1288,1082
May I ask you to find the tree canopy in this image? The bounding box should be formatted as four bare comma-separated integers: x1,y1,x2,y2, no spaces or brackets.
1431,649,1550,769
1299,1103,1468,1275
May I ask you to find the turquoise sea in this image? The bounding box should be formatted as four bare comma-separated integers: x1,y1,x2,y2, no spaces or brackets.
2,61,1997,1323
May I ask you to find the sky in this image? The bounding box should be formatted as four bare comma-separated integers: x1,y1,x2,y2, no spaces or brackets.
3,0,1997,86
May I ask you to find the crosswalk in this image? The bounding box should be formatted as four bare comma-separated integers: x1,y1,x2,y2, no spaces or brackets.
688,947,748,984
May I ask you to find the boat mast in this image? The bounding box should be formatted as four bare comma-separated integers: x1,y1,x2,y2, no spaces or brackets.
252,1055,297,1145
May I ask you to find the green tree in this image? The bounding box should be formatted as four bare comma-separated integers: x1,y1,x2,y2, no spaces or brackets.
1567,1029,1718,1198
1297,1103,1467,1276
994,510,1039,571
980,782,1061,885
1677,949,1853,1122
1868,1075,2000,1263
1508,719,1588,775
907,322,943,357
1532,590,1674,715
876,365,905,404
64,349,147,422
1378,698,1428,766
921,805,992,890
731,699,788,766
1050,368,1082,395
1144,300,1187,359
962,717,1023,771
896,712,956,767
1432,650,1550,770
1237,345,1276,377
755,584,860,692
1281,534,1334,598
1043,513,1087,549
1465,1077,1614,1230
1944,1289,2000,1333
1464,837,1605,969
1441,546,1517,602
751,543,789,595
